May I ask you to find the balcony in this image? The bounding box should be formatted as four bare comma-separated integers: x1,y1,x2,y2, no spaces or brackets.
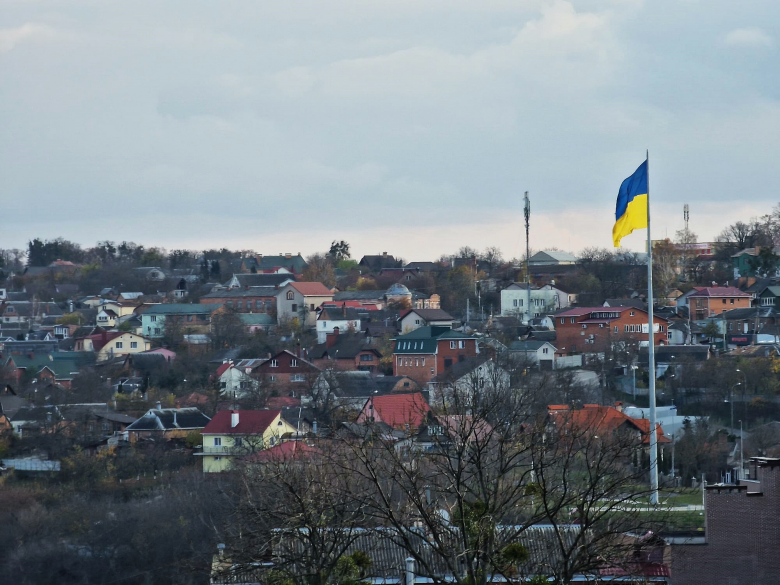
196,446,237,455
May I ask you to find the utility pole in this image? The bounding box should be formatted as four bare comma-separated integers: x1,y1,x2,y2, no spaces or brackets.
524,191,531,324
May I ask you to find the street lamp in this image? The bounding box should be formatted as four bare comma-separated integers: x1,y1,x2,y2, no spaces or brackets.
630,364,638,401
725,383,740,430
739,419,744,481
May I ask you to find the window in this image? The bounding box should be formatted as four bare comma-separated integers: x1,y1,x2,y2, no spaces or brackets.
214,437,222,446
234,437,243,447
730,298,734,304
415,319,421,325
220,381,227,389
115,342,123,349
571,318,575,324
151,315,157,322
130,341,138,349
291,304,297,312
722,299,727,304
561,318,565,325
360,354,373,361
292,374,306,382
624,325,629,332
415,359,419,367
154,328,160,335
270,360,279,367
310,304,315,311
236,300,243,309
214,456,222,461
450,341,456,349
660,325,665,332
542,348,548,354
269,375,276,382
582,324,587,329
630,311,635,316
287,291,294,300
614,326,618,333
291,359,298,367
599,323,604,328
513,299,518,307
458,340,465,349
421,358,425,366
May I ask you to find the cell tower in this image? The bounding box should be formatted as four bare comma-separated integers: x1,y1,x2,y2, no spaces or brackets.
684,203,690,234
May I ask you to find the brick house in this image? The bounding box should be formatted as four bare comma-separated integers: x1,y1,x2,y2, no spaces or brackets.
200,286,278,314
356,392,430,431
252,350,321,390
308,331,383,373
672,457,780,584
392,326,479,384
554,307,668,355
688,287,751,320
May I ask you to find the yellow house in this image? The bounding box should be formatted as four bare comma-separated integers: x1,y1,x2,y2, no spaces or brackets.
74,331,152,362
198,409,296,473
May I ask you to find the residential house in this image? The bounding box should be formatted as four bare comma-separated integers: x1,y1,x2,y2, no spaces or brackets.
316,305,363,343
3,352,90,390
133,266,167,281
392,326,479,384
539,283,576,310
547,404,670,454
713,307,780,345
500,283,556,320
57,403,136,438
309,331,383,373
507,340,558,370
358,253,398,272
215,359,269,398
688,287,751,320
95,308,118,328
731,246,780,278
428,356,510,407
239,313,276,333
674,287,705,311
200,286,278,314
554,307,669,356
125,407,211,442
398,309,454,334
333,287,440,311
356,392,430,431
224,272,294,289
198,409,297,472
672,457,780,585
73,331,152,361
757,285,780,309
528,250,578,265
276,282,333,327
140,303,223,338
252,350,321,390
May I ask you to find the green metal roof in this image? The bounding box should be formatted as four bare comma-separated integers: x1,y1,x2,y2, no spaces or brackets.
392,326,476,354
239,313,275,326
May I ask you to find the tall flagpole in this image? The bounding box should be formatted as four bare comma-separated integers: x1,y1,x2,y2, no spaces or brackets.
646,150,659,505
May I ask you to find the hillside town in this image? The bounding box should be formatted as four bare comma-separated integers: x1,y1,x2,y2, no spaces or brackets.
2,215,780,583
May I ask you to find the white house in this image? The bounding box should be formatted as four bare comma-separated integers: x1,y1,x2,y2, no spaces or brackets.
539,284,576,310
399,309,454,333
508,340,557,370
428,357,511,407
216,359,268,398
316,306,362,343
500,283,557,321
276,282,334,327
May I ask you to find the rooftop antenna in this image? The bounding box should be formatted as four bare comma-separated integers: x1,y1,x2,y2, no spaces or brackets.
524,191,531,323
683,203,690,281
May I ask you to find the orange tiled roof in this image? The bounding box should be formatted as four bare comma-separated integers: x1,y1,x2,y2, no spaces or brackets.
369,392,430,429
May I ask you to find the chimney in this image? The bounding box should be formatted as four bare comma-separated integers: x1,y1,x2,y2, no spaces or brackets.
285,252,292,259
217,543,226,557
156,401,162,410
231,411,239,428
342,302,347,317
405,557,416,585
382,252,387,257
312,419,318,435
614,401,623,413
296,342,301,358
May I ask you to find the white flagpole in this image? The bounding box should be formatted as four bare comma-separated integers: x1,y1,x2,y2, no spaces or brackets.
646,150,659,505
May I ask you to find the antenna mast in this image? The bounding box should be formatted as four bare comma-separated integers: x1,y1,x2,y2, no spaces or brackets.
524,191,531,324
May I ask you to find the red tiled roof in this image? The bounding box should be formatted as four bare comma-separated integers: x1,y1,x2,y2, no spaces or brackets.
245,440,320,463
368,393,430,429
215,363,233,377
290,282,333,296
85,331,123,351
549,405,670,444
202,409,281,435
688,286,749,298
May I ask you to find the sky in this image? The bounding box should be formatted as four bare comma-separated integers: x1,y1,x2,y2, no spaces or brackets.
1,0,778,262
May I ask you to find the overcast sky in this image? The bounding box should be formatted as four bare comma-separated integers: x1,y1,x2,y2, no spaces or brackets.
1,0,778,261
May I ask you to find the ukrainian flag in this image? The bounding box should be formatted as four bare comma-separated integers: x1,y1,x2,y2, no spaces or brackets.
612,160,648,247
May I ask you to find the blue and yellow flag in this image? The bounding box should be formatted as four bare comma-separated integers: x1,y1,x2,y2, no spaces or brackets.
612,160,648,247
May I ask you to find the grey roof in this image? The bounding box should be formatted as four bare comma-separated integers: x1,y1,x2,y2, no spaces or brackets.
334,290,385,301
603,298,646,309
529,250,578,263
143,303,223,315
404,309,454,321
203,286,278,299
58,404,135,425
403,261,442,271
717,307,777,320
638,344,710,365
126,408,211,431
527,330,557,342
430,355,492,383
0,392,32,419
